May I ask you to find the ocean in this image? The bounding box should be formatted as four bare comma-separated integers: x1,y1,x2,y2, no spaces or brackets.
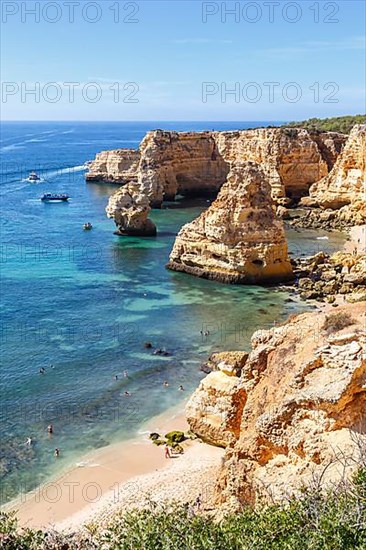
0,121,346,504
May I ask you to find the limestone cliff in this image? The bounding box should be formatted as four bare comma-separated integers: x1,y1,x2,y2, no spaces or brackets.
213,128,345,203
137,130,229,207
105,183,156,236
86,149,140,184
167,161,293,284
186,303,366,508
96,128,345,221
307,125,366,209
186,352,249,447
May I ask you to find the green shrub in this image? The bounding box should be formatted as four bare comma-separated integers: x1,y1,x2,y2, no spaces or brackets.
284,114,366,134
164,430,186,443
2,469,365,549
322,312,356,333
152,439,166,446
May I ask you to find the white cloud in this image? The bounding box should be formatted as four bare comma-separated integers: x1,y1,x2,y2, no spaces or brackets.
258,36,365,59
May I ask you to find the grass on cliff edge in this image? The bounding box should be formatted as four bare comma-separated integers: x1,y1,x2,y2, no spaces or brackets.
284,114,366,134
1,468,365,550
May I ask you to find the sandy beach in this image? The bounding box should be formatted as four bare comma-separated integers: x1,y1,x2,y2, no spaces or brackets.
4,401,224,532
343,224,366,254
5,225,365,533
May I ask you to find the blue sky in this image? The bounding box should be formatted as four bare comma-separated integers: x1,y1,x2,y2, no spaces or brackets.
1,0,365,120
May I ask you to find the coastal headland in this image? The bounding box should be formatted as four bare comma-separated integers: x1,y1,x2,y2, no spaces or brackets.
3,119,365,543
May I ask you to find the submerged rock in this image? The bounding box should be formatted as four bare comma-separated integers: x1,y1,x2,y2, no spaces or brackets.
167,161,293,284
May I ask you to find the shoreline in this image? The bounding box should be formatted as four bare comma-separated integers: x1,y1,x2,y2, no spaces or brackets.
4,224,364,533
3,402,190,530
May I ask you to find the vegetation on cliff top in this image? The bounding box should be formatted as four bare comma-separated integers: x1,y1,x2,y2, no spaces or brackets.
1,468,365,549
284,114,366,134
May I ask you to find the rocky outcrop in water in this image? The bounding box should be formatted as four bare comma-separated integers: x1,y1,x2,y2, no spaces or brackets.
187,303,366,508
105,183,156,236
167,161,293,284
86,149,140,184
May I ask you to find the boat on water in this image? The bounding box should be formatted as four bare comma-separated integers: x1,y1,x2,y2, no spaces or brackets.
83,222,93,230
28,172,41,182
41,193,69,202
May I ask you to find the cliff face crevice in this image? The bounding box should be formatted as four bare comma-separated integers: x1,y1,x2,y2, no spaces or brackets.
307,125,366,209
186,303,366,508
167,161,293,284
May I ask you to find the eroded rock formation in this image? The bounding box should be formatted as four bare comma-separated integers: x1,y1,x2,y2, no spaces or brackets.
105,183,156,236
307,125,366,209
86,149,140,184
167,161,293,284
186,352,249,447
213,128,345,203
92,128,346,218
137,131,230,206
297,125,366,228
187,303,366,508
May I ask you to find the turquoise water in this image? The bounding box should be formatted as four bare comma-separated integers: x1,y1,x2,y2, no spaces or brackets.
0,122,346,504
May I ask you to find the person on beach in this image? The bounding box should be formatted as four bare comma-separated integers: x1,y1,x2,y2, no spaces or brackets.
195,494,202,511
165,446,170,459
54,448,60,457
47,424,53,434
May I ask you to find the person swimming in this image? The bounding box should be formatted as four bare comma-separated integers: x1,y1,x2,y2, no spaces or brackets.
25,437,32,446
124,391,131,397
54,448,60,457
47,424,53,434
39,367,45,374
163,381,169,387
179,385,185,391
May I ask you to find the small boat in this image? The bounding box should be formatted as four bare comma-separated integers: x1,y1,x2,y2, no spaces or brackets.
83,222,93,230
41,193,69,202
28,172,41,182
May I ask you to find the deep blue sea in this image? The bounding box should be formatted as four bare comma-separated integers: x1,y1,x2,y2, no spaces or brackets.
0,121,346,504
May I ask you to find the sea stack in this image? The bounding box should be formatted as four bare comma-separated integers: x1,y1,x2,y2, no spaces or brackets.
167,161,293,284
106,183,157,236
